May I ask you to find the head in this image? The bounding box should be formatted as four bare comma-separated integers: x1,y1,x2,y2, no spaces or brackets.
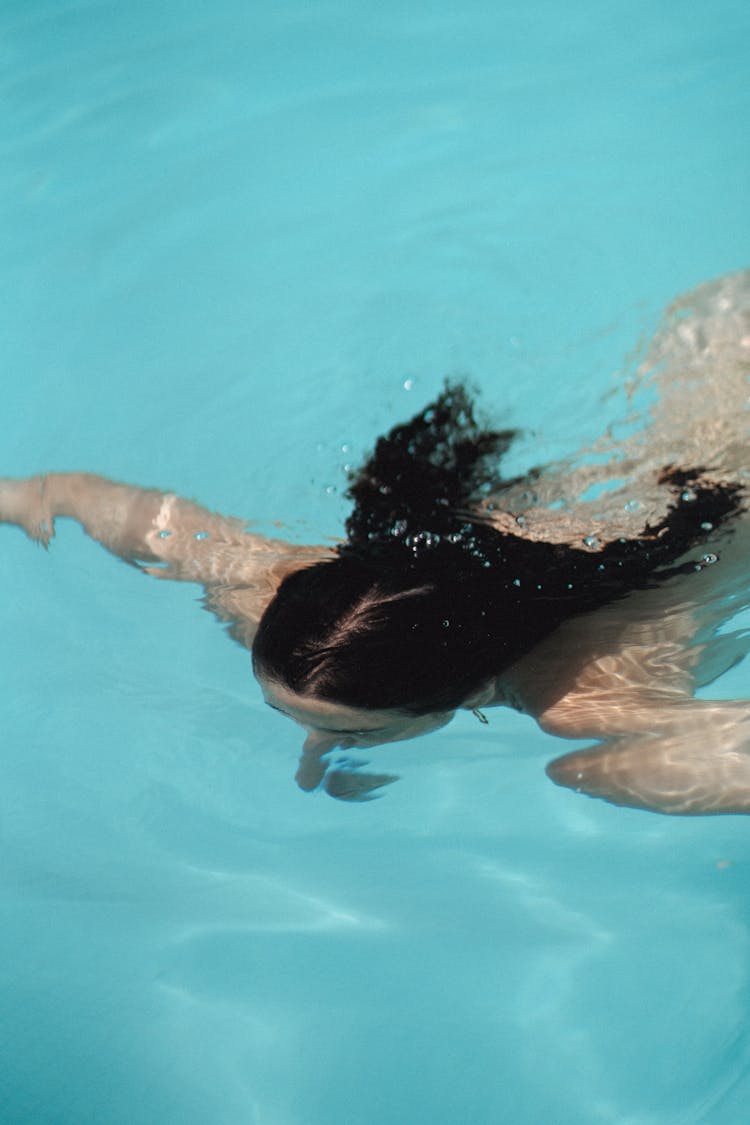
251,382,517,793
251,555,498,782
258,671,456,791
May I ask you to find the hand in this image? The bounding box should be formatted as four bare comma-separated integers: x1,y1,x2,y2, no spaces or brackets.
323,756,399,802
0,476,54,546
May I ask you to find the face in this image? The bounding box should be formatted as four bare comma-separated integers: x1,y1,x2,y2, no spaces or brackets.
257,673,455,774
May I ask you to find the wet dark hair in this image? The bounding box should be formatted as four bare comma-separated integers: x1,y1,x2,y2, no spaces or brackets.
252,383,743,714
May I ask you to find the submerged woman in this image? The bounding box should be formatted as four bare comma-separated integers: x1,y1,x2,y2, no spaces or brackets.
2,271,750,814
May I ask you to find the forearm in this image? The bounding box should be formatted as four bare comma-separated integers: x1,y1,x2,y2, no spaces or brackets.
47,473,188,560
545,701,750,815
0,472,309,586
2,472,204,553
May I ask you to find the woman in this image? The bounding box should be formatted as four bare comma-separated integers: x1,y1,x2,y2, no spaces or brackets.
2,271,750,814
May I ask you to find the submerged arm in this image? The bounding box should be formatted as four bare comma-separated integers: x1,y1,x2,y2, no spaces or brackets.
504,561,750,816
0,473,333,643
537,634,750,816
542,693,750,817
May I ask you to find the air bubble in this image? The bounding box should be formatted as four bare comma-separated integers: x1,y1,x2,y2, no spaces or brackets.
194,531,209,541
702,552,718,565
623,499,641,512
515,514,527,527
681,488,697,502
512,578,521,587
442,619,450,628
583,535,601,550
700,521,714,531
158,529,171,539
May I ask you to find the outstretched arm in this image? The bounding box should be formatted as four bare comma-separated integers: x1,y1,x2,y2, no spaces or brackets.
0,473,333,643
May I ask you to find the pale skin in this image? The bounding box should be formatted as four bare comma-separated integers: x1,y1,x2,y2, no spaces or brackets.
2,271,749,813
0,466,749,814
0,471,459,797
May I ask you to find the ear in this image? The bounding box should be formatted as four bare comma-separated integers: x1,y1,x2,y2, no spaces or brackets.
461,679,497,710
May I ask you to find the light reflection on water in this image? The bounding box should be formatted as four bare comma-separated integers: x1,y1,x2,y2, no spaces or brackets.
2,0,750,1122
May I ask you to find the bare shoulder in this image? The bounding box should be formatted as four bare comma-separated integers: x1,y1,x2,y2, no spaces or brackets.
499,512,750,816
501,592,750,816
199,540,336,648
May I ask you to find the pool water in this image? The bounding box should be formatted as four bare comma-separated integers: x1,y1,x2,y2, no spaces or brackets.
2,2,750,1122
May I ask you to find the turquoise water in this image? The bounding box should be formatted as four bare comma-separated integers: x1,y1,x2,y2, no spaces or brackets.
2,2,750,1122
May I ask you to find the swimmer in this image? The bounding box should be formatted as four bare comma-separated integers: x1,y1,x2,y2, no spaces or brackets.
2,270,750,814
